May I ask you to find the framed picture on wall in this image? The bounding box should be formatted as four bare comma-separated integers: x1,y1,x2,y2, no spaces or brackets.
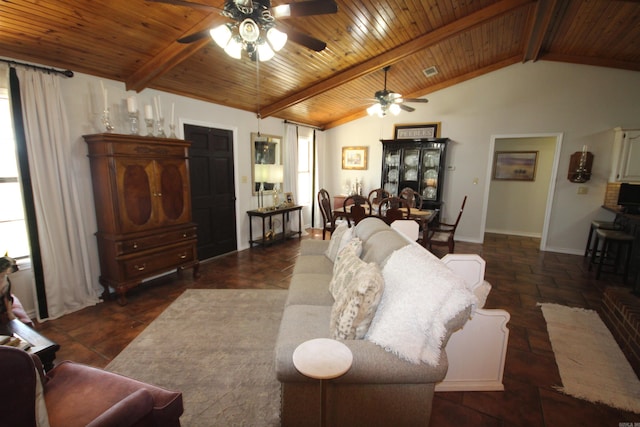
342,146,368,170
493,151,538,181
394,122,441,139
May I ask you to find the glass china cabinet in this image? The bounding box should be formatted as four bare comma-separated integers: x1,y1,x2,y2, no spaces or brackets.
380,138,449,211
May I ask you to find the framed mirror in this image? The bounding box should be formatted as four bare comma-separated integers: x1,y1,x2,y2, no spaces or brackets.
251,132,283,196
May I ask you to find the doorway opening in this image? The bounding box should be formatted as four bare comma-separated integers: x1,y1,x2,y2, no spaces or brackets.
481,133,563,251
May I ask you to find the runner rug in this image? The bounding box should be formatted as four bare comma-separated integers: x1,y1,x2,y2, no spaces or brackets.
539,302,640,414
107,289,287,426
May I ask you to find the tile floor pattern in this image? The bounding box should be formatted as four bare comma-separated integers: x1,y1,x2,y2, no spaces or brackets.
35,231,640,426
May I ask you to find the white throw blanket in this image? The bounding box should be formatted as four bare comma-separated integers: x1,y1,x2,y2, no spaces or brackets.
366,244,475,366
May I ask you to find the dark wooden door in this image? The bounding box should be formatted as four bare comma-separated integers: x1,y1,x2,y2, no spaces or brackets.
184,124,237,259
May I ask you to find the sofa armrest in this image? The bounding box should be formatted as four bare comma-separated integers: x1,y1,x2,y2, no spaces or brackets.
86,389,154,427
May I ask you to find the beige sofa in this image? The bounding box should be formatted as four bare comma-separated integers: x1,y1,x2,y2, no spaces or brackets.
274,217,476,427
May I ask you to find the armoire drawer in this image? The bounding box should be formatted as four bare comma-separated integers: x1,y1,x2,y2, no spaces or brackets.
120,242,197,281
117,227,197,255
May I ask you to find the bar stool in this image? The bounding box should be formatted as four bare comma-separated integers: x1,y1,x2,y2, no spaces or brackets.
588,228,634,283
584,220,620,257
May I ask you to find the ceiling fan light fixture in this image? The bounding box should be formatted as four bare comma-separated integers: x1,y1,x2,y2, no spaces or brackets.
266,27,287,52
239,18,260,43
224,37,243,59
272,4,291,18
210,24,232,48
389,103,401,115
257,41,275,61
367,103,382,116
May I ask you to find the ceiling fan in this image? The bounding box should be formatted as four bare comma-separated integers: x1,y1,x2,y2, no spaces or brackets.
367,65,429,117
147,0,337,61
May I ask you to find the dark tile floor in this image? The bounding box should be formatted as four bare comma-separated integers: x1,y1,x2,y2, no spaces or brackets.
34,230,640,426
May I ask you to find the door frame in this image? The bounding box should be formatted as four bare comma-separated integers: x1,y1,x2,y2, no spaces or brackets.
480,132,563,251
178,118,241,253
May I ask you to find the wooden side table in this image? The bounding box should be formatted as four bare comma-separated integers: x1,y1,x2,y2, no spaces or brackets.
247,205,302,247
293,338,353,427
3,319,60,371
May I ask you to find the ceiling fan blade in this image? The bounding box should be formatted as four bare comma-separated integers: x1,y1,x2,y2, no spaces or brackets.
177,29,211,44
283,26,327,51
400,104,415,112
146,0,221,13
402,98,429,103
272,0,338,18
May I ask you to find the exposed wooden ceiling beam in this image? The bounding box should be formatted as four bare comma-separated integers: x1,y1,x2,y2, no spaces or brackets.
522,0,564,62
261,0,535,119
126,15,224,92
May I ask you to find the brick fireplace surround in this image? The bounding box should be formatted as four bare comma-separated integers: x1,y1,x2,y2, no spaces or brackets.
600,287,640,377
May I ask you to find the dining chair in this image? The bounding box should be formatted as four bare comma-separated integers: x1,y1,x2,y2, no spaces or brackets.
424,196,468,254
399,187,423,209
378,197,411,225
367,188,390,215
317,189,336,239
343,195,372,226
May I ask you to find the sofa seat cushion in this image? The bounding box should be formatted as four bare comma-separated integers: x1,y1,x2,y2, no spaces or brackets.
286,273,334,307
293,254,334,275
275,304,449,384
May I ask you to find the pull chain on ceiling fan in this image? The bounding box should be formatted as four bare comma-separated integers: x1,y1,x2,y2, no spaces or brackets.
148,0,337,61
366,65,429,117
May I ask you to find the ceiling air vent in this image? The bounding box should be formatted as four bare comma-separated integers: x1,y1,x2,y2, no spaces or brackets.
423,66,438,78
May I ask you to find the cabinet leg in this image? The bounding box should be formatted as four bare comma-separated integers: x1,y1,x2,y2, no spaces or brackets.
116,289,128,306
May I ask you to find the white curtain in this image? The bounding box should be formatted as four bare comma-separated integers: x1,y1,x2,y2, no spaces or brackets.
313,130,326,228
283,123,303,233
15,68,101,321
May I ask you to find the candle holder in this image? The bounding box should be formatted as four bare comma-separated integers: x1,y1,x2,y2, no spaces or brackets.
156,118,166,138
169,123,177,139
128,111,139,135
145,118,154,136
102,109,114,133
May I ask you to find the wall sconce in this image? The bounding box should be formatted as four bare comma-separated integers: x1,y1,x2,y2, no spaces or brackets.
568,146,593,183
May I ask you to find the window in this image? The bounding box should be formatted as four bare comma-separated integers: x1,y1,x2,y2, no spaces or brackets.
0,90,30,258
297,135,313,206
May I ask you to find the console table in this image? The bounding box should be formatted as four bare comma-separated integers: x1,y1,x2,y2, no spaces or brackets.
247,205,303,247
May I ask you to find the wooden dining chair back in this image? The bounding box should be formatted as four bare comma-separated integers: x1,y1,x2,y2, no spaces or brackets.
343,195,372,225
317,189,336,239
399,187,423,209
424,196,468,254
367,188,390,205
378,196,411,225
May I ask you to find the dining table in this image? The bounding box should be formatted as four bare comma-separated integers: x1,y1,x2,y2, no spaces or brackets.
331,205,437,245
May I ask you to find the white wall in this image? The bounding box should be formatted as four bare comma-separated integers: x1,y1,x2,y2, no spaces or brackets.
324,61,640,255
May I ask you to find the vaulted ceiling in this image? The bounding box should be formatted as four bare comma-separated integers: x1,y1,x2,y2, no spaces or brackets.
1,0,639,129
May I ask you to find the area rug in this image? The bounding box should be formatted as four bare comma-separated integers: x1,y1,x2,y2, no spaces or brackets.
539,303,640,413
107,289,287,426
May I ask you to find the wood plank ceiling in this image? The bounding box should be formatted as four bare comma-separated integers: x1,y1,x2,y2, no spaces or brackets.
1,0,639,129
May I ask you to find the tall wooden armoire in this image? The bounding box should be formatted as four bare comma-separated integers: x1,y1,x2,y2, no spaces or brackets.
84,133,199,304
